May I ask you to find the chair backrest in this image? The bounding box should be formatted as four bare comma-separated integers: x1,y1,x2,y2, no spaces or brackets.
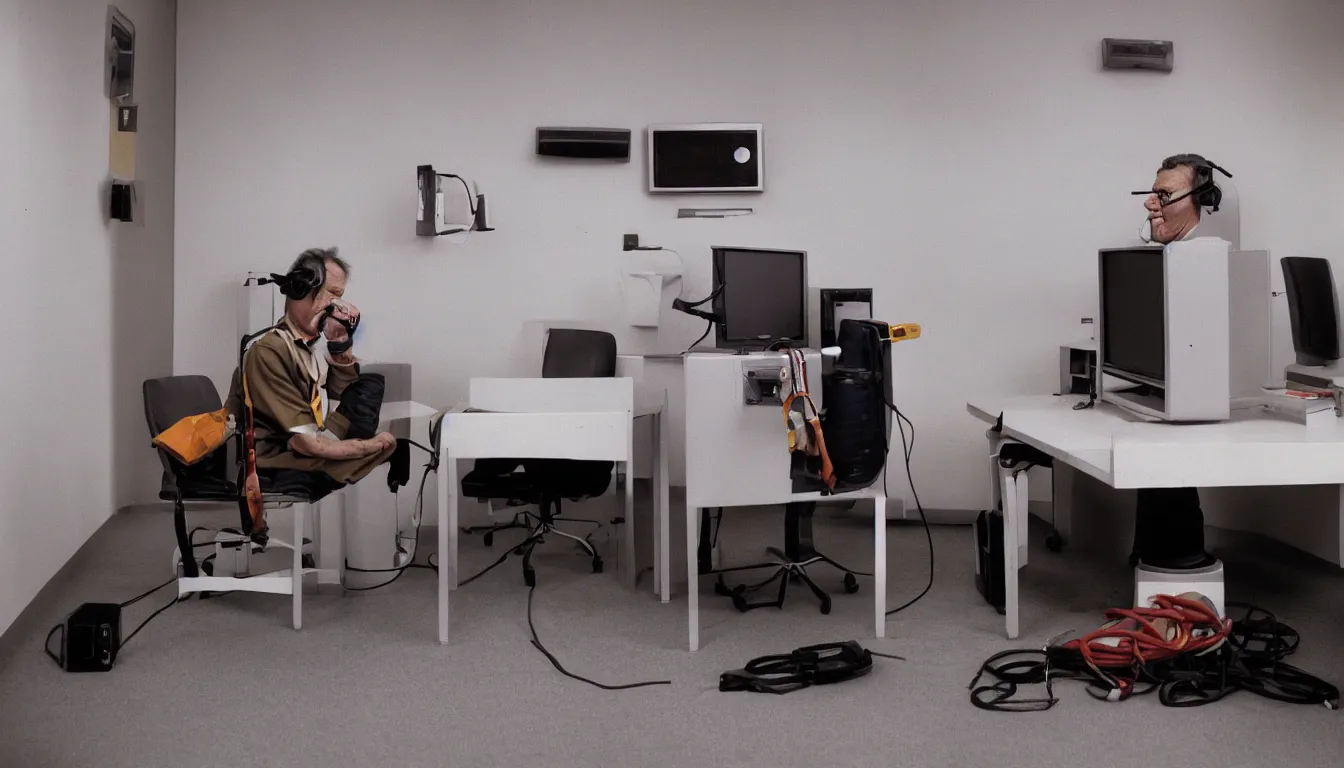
142,375,229,481
542,329,617,378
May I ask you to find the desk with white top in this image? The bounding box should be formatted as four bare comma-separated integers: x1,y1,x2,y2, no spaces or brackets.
966,393,1344,638
434,378,670,644
684,351,889,651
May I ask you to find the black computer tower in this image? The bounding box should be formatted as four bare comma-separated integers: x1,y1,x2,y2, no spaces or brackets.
974,510,1005,614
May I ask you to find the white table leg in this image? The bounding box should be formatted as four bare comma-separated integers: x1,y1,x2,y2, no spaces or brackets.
624,458,636,589
449,459,460,590
293,503,305,631
657,411,670,603
874,494,887,638
1000,469,1021,640
439,457,457,645
688,504,700,651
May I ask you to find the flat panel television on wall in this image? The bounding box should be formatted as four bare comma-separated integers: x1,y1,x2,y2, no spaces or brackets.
647,123,763,193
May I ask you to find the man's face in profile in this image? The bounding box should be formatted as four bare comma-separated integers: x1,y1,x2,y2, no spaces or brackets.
1143,165,1201,244
291,261,347,337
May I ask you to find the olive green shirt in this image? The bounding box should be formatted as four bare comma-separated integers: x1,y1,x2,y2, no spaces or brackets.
225,317,392,484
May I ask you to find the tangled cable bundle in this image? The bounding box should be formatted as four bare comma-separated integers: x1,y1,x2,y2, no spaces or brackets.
969,595,1340,711
1060,593,1231,696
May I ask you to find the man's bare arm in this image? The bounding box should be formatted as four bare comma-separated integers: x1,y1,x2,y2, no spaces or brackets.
289,432,393,460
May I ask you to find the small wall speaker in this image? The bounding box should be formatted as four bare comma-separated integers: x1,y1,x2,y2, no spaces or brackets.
536,127,631,161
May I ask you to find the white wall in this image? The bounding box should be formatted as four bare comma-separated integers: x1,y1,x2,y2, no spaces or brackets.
0,0,176,637
175,0,1344,514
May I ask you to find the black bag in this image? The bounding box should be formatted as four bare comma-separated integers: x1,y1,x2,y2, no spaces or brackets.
334,372,385,440
821,320,891,491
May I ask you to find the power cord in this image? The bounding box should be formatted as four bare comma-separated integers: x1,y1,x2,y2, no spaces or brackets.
884,400,933,616
969,602,1339,711
525,585,671,690
684,320,714,353
342,462,438,591
116,577,184,651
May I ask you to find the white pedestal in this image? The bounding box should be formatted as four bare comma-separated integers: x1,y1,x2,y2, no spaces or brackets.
1134,559,1225,619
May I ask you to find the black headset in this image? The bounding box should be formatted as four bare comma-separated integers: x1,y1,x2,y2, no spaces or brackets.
1189,155,1232,212
269,251,327,301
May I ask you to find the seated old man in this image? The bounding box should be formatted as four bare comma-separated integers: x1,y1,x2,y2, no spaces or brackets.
226,247,398,534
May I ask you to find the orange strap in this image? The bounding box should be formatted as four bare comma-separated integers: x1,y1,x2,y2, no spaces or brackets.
781,350,835,489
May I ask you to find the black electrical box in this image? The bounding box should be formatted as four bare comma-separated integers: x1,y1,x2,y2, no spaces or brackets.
974,510,1005,614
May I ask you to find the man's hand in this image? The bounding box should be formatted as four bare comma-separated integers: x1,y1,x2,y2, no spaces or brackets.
369,431,397,454
324,300,360,363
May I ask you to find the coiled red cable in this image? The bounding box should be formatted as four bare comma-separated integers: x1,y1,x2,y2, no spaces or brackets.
1060,594,1231,682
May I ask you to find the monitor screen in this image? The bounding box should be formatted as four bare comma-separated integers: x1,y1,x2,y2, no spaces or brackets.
1101,248,1165,382
713,247,806,346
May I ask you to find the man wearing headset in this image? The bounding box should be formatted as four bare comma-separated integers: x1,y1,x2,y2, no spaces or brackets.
227,247,397,499
1128,153,1230,571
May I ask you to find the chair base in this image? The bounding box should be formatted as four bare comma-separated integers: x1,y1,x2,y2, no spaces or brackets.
462,498,605,587
710,502,864,615
169,500,328,630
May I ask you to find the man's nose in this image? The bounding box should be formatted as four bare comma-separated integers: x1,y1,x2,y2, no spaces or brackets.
1144,195,1161,211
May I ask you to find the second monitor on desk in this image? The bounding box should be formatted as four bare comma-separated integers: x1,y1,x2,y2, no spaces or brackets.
710,246,808,352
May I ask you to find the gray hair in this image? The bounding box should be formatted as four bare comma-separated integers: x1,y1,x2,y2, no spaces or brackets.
290,247,350,280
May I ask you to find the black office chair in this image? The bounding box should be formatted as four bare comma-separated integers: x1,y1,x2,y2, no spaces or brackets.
143,375,330,584
459,328,618,587
708,320,890,614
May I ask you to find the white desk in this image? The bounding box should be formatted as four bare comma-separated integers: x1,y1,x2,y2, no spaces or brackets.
683,352,888,651
434,378,670,644
966,393,1344,637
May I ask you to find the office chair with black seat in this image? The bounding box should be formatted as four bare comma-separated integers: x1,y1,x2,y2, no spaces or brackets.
712,319,893,614
143,374,342,630
459,328,619,587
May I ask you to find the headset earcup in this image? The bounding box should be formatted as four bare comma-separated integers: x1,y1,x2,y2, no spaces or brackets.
1205,185,1221,211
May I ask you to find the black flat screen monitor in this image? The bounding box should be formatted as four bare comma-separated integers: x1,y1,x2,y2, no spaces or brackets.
711,247,807,349
1100,247,1166,383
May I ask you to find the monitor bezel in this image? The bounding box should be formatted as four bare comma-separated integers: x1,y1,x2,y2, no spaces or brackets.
711,246,809,350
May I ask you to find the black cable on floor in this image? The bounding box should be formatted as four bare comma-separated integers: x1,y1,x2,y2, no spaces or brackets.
119,577,177,609
885,401,933,616
342,464,436,592
968,605,1340,711
121,594,184,649
525,585,671,691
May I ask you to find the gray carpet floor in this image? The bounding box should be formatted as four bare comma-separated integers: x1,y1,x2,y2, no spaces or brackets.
2,493,1343,768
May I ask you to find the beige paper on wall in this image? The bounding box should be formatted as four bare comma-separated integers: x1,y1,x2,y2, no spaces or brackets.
108,102,136,179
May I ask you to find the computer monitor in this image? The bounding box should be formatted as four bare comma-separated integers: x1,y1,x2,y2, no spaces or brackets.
711,246,807,350
1097,242,1230,422
1281,256,1341,367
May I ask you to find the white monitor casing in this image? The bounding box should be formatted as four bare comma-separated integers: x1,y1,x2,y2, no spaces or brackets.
1098,238,1231,422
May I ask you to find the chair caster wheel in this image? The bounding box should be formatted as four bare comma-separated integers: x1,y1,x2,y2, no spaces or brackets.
592,558,604,574
843,574,859,594
730,587,749,613
819,597,833,615
483,532,494,547
524,569,536,588
513,546,527,556
1046,532,1064,552
714,579,734,597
